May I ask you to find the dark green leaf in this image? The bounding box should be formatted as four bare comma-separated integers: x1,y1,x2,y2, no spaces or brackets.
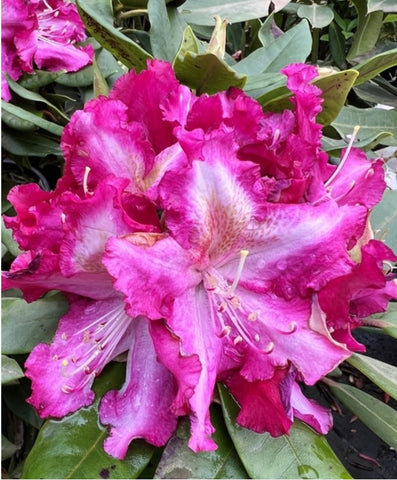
2,294,69,355
2,127,62,156
347,0,383,61
148,0,186,62
1,101,64,136
219,384,352,479
154,404,248,479
179,0,290,26
2,434,20,461
93,55,109,97
234,20,312,75
367,303,397,338
332,106,397,146
77,0,152,71
354,48,397,86
370,189,397,252
297,4,334,28
347,353,397,401
328,22,346,69
19,70,66,89
174,51,246,95
325,379,397,450
322,132,392,153
1,218,22,258
3,380,43,429
22,363,155,479
2,108,37,132
1,355,24,384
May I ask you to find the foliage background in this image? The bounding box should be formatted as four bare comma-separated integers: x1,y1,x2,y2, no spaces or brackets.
2,0,397,478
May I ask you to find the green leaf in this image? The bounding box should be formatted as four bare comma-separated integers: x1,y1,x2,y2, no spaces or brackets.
219,384,352,479
297,4,334,28
155,404,248,478
243,72,286,101
347,0,383,61
76,0,152,71
367,303,397,338
2,434,20,461
332,106,397,146
322,132,392,153
347,353,397,401
22,363,154,479
179,0,290,26
93,55,109,97
19,70,66,89
2,355,24,384
1,218,22,258
6,75,69,121
1,101,64,136
148,0,186,62
367,0,397,12
2,127,62,156
325,379,397,450
234,20,312,75
2,294,69,355
328,21,346,69
1,108,37,132
354,48,397,86
370,189,397,252
174,51,246,95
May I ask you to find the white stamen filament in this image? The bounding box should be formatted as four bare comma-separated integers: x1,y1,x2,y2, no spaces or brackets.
230,249,249,292
325,125,360,187
83,166,92,195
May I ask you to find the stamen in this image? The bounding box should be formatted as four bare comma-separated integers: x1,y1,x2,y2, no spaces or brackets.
61,213,66,224
61,332,67,341
83,166,92,195
264,341,274,353
248,311,259,322
254,334,260,342
233,335,243,345
218,326,232,338
230,249,249,292
325,126,360,187
61,384,73,393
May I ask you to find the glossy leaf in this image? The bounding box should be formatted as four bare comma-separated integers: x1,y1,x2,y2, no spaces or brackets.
235,20,312,75
22,363,155,479
1,127,61,156
1,108,37,132
325,379,397,450
347,353,397,401
149,0,186,62
367,0,397,12
2,294,69,355
322,132,392,153
347,0,383,61
1,219,22,258
3,380,43,430
1,101,63,136
6,75,69,121
178,0,291,26
297,4,334,28
19,70,66,89
219,384,352,479
370,189,397,252
2,355,24,385
174,51,246,95
2,435,19,461
366,303,397,338
76,0,152,71
154,404,248,478
332,106,397,146
354,48,397,86
328,21,346,69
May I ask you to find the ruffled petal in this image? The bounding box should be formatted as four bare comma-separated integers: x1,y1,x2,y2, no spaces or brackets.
25,297,133,418
100,317,177,459
103,234,201,318
291,382,333,434
222,368,293,436
2,250,114,302
61,98,155,194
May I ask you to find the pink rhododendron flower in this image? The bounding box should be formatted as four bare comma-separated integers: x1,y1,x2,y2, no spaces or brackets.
1,0,93,100
3,60,396,459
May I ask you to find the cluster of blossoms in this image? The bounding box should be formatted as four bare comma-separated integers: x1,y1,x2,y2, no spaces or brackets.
1,0,93,101
3,60,397,459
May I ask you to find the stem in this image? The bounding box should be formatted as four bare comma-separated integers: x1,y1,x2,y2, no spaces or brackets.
311,28,320,64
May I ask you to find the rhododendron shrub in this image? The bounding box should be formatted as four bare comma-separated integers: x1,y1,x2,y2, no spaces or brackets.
1,0,93,101
3,60,397,459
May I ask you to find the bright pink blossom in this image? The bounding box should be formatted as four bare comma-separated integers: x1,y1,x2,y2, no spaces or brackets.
2,60,396,458
1,0,93,100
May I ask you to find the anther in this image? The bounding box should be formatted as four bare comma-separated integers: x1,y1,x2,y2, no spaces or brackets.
218,326,232,338
233,335,243,345
61,384,73,393
218,301,227,313
248,311,259,322
230,250,249,292
83,166,93,195
61,332,67,341
365,168,374,178
254,334,260,342
52,355,58,361
61,213,66,224
83,331,90,343
264,341,274,353
287,321,297,333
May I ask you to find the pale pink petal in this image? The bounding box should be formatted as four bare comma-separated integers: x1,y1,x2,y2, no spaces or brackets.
100,317,177,459
25,297,133,418
291,382,333,434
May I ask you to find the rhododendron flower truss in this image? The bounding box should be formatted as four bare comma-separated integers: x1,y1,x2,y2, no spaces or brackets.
2,59,397,460
1,0,93,100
